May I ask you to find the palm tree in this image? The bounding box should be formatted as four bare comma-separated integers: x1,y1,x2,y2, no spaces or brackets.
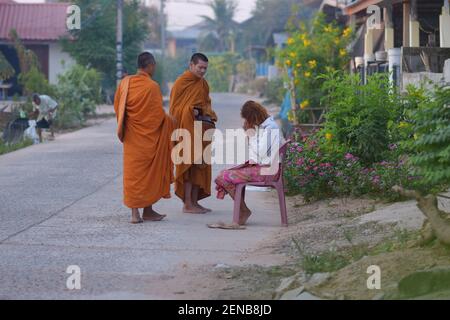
200,0,238,52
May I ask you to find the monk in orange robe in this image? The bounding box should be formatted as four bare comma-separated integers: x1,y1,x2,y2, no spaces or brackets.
169,53,218,214
114,52,175,224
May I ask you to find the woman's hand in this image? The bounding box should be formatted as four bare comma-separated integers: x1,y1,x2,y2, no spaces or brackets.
243,120,252,131
243,120,256,137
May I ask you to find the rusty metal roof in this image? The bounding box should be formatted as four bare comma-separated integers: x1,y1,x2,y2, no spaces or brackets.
0,2,70,42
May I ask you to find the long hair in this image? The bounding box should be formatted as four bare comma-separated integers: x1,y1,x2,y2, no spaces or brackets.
240,101,270,128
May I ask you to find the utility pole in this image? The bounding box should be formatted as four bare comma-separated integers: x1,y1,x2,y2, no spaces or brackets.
116,0,123,86
160,0,166,91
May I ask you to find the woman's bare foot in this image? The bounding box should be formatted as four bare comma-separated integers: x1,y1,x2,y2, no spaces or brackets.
183,204,208,214
143,208,166,221
131,209,144,224
238,209,252,225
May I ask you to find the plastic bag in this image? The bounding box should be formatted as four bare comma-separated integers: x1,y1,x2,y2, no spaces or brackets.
24,120,40,144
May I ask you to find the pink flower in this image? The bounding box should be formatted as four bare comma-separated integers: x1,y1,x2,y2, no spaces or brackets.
345,153,356,161
389,144,398,151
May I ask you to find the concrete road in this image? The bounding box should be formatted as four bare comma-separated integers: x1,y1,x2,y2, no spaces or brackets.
0,93,285,299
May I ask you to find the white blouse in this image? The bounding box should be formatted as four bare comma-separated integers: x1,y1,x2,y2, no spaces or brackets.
248,116,285,165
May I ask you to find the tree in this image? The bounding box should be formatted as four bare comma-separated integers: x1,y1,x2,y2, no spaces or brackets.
60,0,150,89
200,0,238,52
9,29,53,96
240,0,315,48
394,86,450,245
143,5,164,49
0,51,15,81
9,29,38,75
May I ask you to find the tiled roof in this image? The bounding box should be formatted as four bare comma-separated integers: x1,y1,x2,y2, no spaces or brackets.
0,2,70,41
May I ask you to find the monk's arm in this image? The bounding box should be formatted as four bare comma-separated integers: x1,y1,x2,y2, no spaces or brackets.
113,85,121,120
151,82,175,127
204,96,218,122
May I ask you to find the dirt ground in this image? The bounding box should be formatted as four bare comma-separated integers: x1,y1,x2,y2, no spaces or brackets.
201,194,450,300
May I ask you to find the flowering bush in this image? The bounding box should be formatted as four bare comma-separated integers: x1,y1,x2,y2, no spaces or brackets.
284,130,416,202
278,13,353,122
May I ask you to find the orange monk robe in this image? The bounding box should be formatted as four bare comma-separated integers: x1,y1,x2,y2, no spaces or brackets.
114,71,175,208
169,70,218,201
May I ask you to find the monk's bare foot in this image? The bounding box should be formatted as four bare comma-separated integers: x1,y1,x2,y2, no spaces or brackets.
183,204,207,214
131,210,143,224
238,209,252,225
194,203,212,212
143,209,166,222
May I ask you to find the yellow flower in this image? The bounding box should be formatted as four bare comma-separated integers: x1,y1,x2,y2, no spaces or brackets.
334,38,340,45
300,33,307,41
285,59,292,67
289,52,297,58
343,27,352,38
300,100,310,109
398,121,409,128
324,25,332,33
287,111,294,122
296,63,302,68
308,60,317,69
325,133,333,140
287,37,295,45
339,48,347,57
303,39,311,47
294,79,300,85
304,71,311,78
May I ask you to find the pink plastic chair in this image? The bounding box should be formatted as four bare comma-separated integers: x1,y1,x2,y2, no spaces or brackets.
232,140,291,227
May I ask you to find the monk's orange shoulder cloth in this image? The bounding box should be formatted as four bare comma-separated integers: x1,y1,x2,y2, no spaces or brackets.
169,70,218,201
114,72,175,208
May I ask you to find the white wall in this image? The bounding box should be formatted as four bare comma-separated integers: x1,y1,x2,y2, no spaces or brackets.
48,42,75,85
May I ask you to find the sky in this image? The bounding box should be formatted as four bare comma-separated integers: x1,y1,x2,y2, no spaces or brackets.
15,0,257,31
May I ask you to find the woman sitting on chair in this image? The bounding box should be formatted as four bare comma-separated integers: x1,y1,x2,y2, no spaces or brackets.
214,100,285,226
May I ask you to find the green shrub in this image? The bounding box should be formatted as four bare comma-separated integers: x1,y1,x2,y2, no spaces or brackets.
236,59,256,83
205,54,237,92
54,64,102,129
152,54,189,94
265,78,284,104
321,72,402,163
407,85,450,194
18,66,56,97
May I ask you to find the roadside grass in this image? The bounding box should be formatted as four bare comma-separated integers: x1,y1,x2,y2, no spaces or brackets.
0,139,33,156
292,228,420,275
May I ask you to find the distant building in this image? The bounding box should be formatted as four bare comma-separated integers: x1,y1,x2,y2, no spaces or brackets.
166,22,208,58
0,0,75,96
337,0,450,88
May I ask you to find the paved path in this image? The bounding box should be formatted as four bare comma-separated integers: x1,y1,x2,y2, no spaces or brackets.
0,93,285,299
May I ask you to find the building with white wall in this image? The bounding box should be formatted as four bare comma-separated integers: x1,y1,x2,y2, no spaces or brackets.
0,0,75,95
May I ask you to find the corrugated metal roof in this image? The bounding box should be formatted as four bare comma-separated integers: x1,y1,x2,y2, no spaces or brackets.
0,3,70,41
